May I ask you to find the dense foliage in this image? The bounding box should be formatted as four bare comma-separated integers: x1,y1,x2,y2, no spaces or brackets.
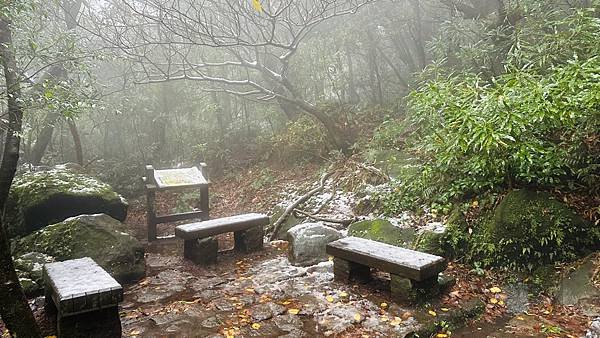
378,7,600,215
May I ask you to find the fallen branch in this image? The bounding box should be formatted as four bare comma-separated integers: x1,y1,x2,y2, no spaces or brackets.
269,172,333,241
294,209,356,226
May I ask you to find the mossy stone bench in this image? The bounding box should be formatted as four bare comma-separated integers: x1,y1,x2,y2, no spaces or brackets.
43,257,123,338
175,213,269,265
326,236,447,302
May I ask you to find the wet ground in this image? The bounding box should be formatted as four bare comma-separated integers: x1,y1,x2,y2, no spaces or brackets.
120,239,426,337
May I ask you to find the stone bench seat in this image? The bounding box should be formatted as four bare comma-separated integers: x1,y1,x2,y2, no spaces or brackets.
175,213,269,264
43,257,123,337
326,236,447,302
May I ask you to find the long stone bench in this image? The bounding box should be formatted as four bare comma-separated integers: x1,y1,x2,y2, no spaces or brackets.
43,257,123,338
326,236,447,302
175,213,269,264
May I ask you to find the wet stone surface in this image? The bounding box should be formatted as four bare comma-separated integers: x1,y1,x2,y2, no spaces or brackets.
119,241,435,337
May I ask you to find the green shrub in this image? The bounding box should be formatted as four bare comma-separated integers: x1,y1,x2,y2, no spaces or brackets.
268,115,331,164
376,9,600,213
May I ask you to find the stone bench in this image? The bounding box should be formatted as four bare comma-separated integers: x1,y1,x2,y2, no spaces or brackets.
175,213,269,265
326,236,447,302
43,257,123,338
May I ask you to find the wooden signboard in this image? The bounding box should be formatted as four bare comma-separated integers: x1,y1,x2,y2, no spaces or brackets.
144,164,210,241
153,167,208,188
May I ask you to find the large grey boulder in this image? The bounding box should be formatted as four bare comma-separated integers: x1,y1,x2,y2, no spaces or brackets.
13,213,144,283
4,166,128,238
287,222,343,267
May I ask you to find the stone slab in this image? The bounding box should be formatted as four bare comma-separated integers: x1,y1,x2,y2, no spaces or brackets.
326,236,446,281
43,257,123,317
175,213,269,240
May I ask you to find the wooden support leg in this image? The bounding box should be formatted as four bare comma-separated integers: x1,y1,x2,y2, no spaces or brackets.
57,307,121,338
332,258,372,283
234,226,264,253
183,237,218,265
146,190,157,242
390,274,440,303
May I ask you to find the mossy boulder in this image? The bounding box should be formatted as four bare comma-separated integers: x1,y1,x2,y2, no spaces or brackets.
4,168,128,238
13,214,144,283
13,252,55,296
413,222,448,256
483,189,599,269
348,219,449,256
348,219,416,248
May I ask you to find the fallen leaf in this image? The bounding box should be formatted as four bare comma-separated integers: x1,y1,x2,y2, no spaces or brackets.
339,291,348,298
489,286,502,293
380,302,388,309
390,317,402,326
288,308,300,315
428,310,437,317
251,323,261,330
437,334,449,338
326,295,335,303
498,300,505,306
354,313,362,322
440,307,449,312
489,298,498,304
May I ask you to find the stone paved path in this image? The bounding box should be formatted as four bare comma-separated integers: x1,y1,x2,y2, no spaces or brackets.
120,240,422,337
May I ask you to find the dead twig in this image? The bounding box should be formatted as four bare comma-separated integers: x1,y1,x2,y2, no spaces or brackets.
294,209,356,226
269,172,333,241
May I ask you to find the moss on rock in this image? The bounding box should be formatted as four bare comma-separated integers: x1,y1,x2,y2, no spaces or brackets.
4,168,128,238
13,214,144,283
482,189,598,269
348,219,416,247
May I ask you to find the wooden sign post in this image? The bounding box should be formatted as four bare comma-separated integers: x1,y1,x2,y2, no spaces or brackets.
143,163,210,241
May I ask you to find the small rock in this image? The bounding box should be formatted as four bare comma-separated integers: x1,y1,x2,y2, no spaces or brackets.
587,318,600,338
287,222,343,267
273,314,303,332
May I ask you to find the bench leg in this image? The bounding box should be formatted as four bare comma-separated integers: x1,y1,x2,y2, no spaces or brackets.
57,306,121,338
333,258,372,283
184,237,218,265
390,274,440,303
234,226,264,253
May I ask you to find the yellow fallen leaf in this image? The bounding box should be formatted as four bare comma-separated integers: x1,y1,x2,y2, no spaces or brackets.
354,313,362,322
281,300,292,305
437,334,449,338
380,302,388,309
380,315,389,322
516,316,525,321
339,291,348,298
326,295,335,303
489,298,498,304
252,0,262,12
440,307,449,312
245,288,255,293
390,317,402,326
498,300,505,306
489,286,502,293
288,308,300,315
428,310,437,317
251,323,261,330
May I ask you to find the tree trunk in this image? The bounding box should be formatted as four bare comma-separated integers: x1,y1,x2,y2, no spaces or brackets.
29,0,82,166
0,14,42,338
30,111,61,165
67,118,83,166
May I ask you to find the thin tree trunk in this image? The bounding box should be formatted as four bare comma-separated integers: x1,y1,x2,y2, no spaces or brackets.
0,14,42,338
67,118,83,165
29,0,82,165
30,110,61,165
